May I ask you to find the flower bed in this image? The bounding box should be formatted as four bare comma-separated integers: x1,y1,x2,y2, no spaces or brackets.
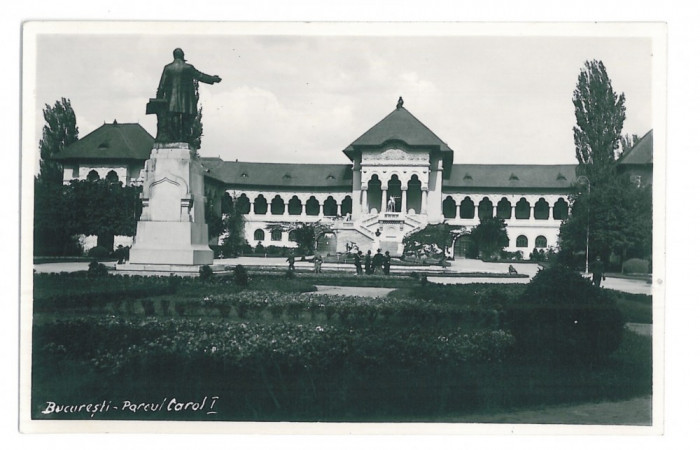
33,316,514,420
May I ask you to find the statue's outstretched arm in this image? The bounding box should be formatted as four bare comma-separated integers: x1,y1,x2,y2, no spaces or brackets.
194,68,222,85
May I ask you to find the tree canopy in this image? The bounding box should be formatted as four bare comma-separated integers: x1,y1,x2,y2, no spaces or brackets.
402,222,464,257
38,98,79,184
468,216,509,259
572,60,626,182
558,176,652,268
34,179,142,255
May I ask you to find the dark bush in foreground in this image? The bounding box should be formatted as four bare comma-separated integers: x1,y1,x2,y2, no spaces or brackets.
199,264,214,281
233,264,248,286
505,265,624,362
87,260,108,278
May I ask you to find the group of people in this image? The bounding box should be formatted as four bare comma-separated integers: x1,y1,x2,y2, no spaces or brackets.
353,249,392,275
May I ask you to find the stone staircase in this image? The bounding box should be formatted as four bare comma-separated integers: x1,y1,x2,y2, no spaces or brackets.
332,212,429,255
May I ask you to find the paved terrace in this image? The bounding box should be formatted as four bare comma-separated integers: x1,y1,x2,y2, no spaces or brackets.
32,257,652,295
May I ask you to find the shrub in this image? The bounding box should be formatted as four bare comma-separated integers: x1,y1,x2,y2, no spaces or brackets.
505,265,624,362
87,260,108,278
622,258,650,275
233,265,248,287
87,245,110,259
199,264,214,281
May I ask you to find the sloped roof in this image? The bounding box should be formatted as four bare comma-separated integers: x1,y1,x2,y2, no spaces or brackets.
343,105,453,165
444,164,578,190
618,130,653,165
201,158,353,189
54,121,154,161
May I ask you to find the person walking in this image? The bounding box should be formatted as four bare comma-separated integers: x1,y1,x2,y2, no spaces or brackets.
591,256,606,287
383,251,391,275
354,251,363,275
365,250,373,275
286,253,296,271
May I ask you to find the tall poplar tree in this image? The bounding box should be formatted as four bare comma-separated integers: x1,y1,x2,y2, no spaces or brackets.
38,98,79,184
572,60,626,182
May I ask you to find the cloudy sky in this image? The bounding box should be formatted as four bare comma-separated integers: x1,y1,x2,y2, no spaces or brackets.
29,23,656,167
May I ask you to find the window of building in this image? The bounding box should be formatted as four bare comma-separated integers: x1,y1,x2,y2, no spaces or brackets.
253,229,265,241
516,235,528,248
271,229,282,241
534,198,550,220
236,194,251,214
496,198,512,219
323,196,338,216
535,235,547,248
288,196,302,215
221,193,234,215
460,197,475,219
86,170,100,182
478,197,493,220
270,195,285,215
515,198,530,219
553,198,569,220
306,196,320,216
105,170,119,183
341,196,353,216
253,195,268,215
442,196,456,219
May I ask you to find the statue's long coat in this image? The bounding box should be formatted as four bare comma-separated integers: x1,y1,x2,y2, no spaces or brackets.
157,59,219,114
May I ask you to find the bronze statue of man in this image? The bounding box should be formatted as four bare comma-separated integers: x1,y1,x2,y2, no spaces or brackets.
149,48,221,143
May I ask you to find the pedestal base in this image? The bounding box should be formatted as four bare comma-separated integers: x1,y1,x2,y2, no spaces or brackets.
129,221,213,266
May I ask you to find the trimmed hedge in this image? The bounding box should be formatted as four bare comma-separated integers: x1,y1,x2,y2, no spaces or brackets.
622,258,650,275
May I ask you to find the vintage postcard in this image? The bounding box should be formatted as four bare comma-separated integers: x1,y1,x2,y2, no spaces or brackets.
19,21,666,435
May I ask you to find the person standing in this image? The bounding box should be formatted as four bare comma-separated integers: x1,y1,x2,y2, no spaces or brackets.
354,251,363,275
383,251,391,275
286,253,296,271
365,250,373,275
590,256,606,287
313,253,323,274
372,249,384,275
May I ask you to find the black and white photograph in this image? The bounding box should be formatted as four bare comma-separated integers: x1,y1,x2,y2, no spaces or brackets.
19,20,667,436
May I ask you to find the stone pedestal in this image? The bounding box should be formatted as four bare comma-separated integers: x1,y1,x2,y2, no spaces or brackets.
126,143,213,267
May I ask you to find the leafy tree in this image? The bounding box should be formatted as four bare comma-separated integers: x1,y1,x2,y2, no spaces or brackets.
189,105,203,156
560,60,651,270
33,178,81,256
264,222,332,257
468,216,509,260
572,60,626,182
558,176,652,269
402,222,464,257
205,195,225,241
220,207,249,257
34,98,80,255
65,179,142,251
38,98,79,184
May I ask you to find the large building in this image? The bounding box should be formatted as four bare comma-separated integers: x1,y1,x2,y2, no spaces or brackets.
56,101,612,259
